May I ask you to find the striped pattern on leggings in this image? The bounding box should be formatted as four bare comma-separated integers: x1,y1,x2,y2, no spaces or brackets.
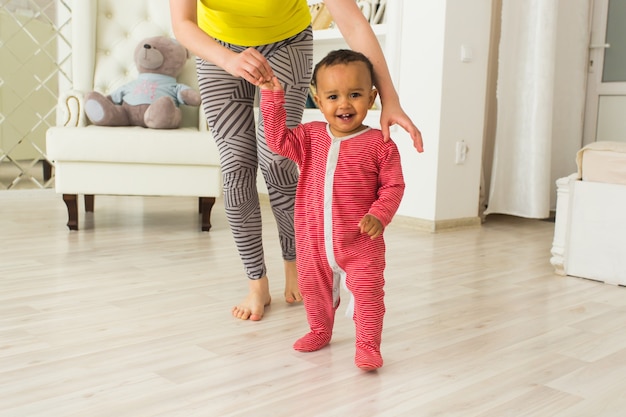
196,27,313,280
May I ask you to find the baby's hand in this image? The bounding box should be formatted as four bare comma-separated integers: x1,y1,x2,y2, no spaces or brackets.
358,214,383,240
258,76,283,92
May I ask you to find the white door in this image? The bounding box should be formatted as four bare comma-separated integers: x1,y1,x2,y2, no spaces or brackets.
584,0,626,145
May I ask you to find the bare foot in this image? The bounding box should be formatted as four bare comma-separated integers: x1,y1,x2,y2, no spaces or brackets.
284,260,302,304
232,276,272,321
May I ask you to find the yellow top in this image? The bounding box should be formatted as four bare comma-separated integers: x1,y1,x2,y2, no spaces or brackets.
197,0,311,46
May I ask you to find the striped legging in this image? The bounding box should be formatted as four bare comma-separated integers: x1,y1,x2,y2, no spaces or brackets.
196,27,313,280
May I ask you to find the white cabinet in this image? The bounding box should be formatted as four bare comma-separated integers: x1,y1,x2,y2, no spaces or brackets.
311,23,388,62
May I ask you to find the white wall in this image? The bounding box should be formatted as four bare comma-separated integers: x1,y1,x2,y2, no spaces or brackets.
0,9,57,160
394,0,492,224
393,1,446,221
396,0,589,223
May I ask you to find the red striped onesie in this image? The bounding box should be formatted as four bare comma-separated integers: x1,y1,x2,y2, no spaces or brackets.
261,89,405,369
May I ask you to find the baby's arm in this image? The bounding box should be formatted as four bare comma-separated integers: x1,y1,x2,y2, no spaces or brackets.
259,77,307,165
368,139,405,227
359,214,384,240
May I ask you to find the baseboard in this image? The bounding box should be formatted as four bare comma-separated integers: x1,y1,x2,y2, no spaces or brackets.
393,215,482,233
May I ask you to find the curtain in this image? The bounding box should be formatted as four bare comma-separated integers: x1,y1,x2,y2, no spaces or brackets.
484,0,559,219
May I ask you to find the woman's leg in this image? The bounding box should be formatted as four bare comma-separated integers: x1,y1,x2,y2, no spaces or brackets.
196,56,270,320
257,27,314,304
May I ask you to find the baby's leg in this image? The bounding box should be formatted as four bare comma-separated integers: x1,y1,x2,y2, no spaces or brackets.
293,259,336,352
294,295,336,352
346,264,386,371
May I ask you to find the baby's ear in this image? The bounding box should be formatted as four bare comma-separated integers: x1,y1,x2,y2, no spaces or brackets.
369,88,378,108
313,94,322,108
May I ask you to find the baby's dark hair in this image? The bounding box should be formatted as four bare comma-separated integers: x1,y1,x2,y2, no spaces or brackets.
311,49,375,89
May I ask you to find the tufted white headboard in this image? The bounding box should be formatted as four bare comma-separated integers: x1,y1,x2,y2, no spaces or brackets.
70,0,200,127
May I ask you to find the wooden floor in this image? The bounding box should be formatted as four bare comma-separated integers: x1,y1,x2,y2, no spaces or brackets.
1,190,626,417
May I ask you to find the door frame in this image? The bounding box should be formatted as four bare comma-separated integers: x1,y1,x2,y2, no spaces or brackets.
583,0,626,146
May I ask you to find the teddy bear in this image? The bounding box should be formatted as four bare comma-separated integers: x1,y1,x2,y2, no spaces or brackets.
84,36,201,129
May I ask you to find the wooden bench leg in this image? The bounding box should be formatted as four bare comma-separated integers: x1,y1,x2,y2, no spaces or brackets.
85,195,94,212
62,194,79,230
199,197,216,232
42,160,53,181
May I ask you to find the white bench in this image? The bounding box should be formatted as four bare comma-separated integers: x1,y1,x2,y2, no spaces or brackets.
551,142,626,285
45,0,221,232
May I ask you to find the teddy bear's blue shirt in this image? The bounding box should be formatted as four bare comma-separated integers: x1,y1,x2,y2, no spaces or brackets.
110,73,192,107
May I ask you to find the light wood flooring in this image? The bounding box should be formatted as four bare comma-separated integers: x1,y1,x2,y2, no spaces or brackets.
2,190,626,417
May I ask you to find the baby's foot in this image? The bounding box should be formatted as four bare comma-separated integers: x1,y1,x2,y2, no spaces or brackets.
355,343,383,371
293,331,331,352
284,260,302,304
232,277,271,321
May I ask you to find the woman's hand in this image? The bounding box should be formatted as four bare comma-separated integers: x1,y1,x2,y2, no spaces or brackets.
380,100,424,153
223,48,274,86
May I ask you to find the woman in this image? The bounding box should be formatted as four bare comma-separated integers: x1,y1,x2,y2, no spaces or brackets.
169,0,423,321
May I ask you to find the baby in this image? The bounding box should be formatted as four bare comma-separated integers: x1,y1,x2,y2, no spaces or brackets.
260,49,405,371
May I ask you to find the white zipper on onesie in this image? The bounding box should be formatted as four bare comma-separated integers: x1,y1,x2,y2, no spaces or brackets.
323,126,371,318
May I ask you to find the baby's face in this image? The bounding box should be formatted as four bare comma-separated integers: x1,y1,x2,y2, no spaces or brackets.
314,61,377,137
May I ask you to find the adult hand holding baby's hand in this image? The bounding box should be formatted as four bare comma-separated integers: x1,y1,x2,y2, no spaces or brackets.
258,76,283,92
225,48,274,86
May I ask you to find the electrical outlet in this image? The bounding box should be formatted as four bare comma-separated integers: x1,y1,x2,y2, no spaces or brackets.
455,141,468,164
